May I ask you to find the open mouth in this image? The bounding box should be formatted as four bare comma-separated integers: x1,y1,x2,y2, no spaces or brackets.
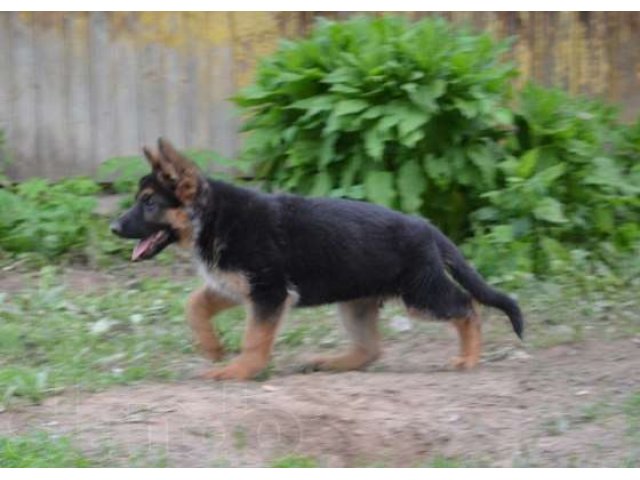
131,230,174,262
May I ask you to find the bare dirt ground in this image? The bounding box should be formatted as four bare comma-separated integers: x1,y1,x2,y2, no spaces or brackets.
2,333,639,467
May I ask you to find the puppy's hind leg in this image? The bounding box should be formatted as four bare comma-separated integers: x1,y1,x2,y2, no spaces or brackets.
402,266,481,370
304,298,381,372
450,305,482,370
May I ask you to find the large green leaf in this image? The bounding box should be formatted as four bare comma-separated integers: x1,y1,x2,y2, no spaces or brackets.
309,171,333,197
423,153,452,188
287,95,336,112
334,99,369,117
364,171,396,207
364,127,386,161
516,148,539,178
468,145,497,187
533,198,568,224
397,108,428,138
407,79,446,112
397,160,426,212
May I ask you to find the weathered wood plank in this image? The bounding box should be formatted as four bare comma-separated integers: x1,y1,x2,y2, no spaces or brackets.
0,13,13,171
137,37,165,150
65,12,92,174
110,13,141,159
32,13,70,179
9,12,38,180
162,13,187,149
208,12,237,159
182,12,208,151
88,12,115,173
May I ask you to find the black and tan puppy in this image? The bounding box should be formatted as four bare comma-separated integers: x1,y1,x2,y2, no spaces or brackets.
111,138,523,380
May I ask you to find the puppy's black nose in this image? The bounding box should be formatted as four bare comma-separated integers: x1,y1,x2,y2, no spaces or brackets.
110,220,123,237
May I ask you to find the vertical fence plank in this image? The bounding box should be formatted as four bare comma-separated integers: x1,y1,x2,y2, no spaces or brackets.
162,13,187,149
0,13,13,171
88,12,115,173
65,12,92,174
137,17,165,149
33,13,70,179
9,12,38,179
184,12,211,152
208,12,236,158
110,13,141,160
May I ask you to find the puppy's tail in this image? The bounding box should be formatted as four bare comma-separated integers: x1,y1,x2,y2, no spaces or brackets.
434,230,524,339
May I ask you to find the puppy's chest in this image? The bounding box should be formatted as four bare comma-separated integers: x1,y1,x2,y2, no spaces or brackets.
196,260,251,302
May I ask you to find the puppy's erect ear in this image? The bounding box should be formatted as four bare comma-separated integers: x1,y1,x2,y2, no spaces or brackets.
143,145,178,187
142,146,161,172
156,137,202,205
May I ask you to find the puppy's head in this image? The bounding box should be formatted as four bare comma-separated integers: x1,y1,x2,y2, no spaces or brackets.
110,138,203,262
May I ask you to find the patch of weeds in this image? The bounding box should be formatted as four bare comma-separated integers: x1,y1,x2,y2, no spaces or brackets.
576,401,612,424
233,426,249,450
425,455,466,467
270,454,318,468
92,439,170,467
542,416,572,437
508,274,640,349
126,446,169,468
540,402,611,438
278,320,334,349
0,431,92,467
279,323,313,348
624,391,640,441
216,307,246,353
0,269,201,407
0,368,52,405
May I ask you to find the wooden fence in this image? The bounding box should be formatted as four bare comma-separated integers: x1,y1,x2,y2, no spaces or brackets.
1,12,639,180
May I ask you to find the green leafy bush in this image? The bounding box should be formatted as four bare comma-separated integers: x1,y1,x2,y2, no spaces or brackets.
235,15,517,240
466,84,640,277
0,177,100,258
236,15,640,279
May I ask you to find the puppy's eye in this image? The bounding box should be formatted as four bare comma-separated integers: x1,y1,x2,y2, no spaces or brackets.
142,197,156,208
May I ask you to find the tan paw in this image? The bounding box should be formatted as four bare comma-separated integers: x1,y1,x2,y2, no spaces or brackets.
299,356,333,373
200,361,259,381
300,351,376,373
449,355,479,370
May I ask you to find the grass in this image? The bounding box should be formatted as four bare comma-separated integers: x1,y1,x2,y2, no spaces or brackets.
0,266,207,407
425,456,467,468
624,391,640,441
0,264,340,408
270,454,318,468
479,272,640,350
1,258,639,409
0,432,92,467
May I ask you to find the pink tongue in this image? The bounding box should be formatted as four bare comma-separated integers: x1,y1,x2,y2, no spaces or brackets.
131,236,154,262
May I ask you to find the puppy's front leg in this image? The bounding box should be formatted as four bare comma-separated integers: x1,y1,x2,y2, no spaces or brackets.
186,286,237,362
201,299,289,381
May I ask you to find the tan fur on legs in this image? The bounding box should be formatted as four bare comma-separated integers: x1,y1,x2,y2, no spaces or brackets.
201,298,291,381
305,298,381,372
450,306,482,370
186,287,238,362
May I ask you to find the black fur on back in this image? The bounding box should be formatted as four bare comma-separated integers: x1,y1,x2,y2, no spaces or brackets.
193,179,523,338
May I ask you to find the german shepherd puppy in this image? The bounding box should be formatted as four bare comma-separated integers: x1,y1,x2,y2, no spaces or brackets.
111,138,523,380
